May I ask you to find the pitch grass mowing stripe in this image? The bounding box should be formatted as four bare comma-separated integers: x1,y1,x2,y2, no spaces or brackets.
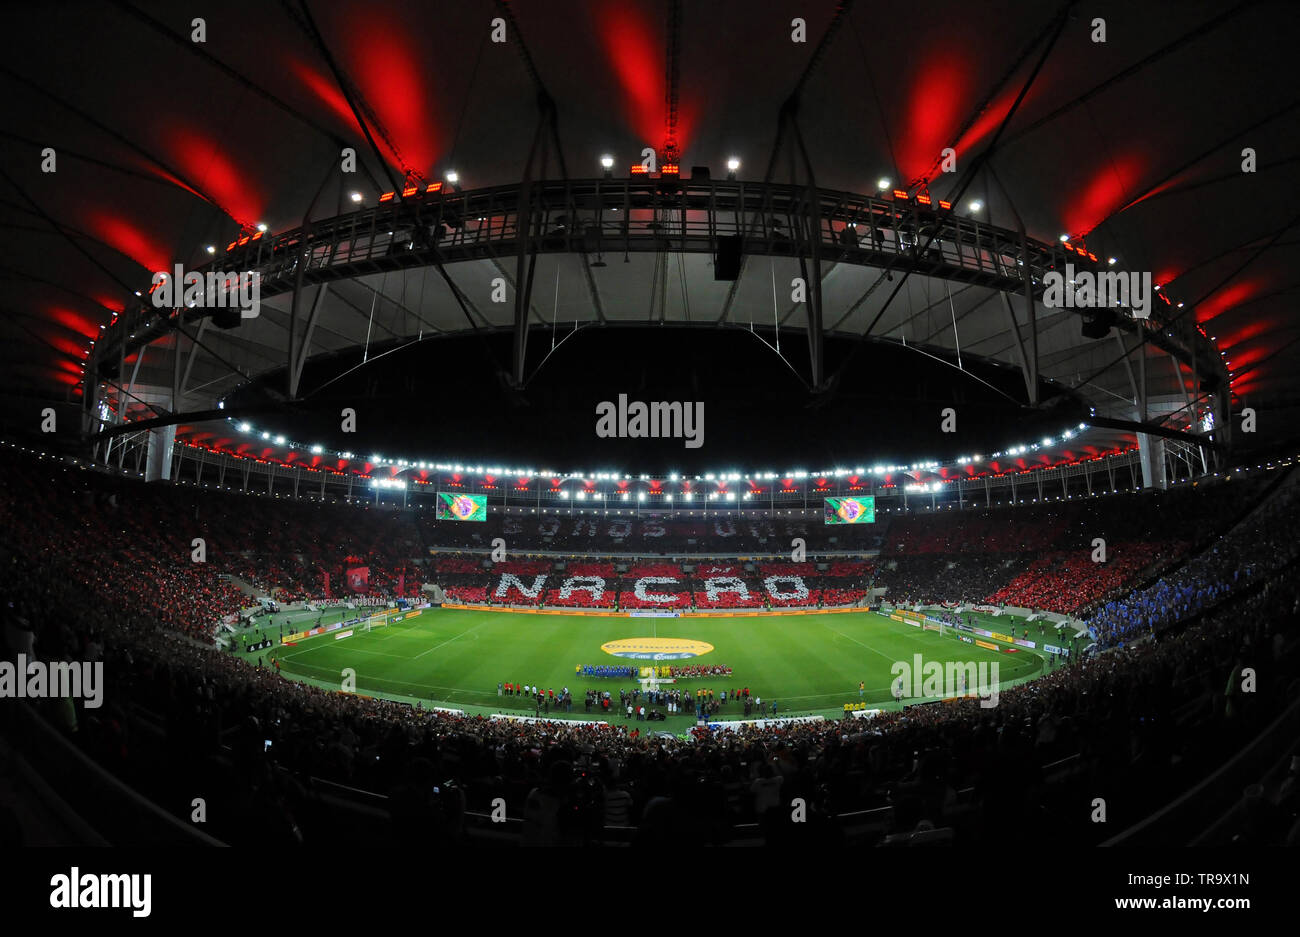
262,608,1053,720
266,610,1045,706
276,611,1032,710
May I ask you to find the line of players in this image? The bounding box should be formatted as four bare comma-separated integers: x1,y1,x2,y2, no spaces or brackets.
590,686,774,720
574,665,638,678
658,664,733,678
500,683,576,715
572,664,735,679
498,680,773,719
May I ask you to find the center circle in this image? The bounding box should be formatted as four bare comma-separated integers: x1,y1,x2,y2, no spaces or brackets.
600,637,714,661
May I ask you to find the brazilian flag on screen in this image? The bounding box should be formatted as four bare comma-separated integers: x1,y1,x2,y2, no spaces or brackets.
824,496,875,525
436,492,488,521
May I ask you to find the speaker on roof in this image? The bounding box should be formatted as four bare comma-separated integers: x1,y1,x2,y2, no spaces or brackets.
715,235,743,280
212,308,242,329
1081,308,1116,340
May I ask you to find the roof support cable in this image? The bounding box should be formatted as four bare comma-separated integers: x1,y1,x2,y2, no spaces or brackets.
947,283,963,372
826,1,1072,393
771,256,780,353
295,0,401,194
362,288,377,364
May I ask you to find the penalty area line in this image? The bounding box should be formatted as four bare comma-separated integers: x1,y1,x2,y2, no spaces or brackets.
821,622,899,665
413,620,490,660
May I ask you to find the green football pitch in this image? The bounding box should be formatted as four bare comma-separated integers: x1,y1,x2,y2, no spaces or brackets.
234,606,1075,725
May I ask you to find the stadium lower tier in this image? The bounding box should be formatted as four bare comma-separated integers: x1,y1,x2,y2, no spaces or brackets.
8,544,1297,847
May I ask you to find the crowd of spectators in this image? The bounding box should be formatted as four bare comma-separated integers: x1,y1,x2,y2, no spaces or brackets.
415,510,889,555
1089,476,1300,646
984,544,1177,614
7,524,1293,845
2,446,1296,846
438,556,872,611
874,478,1270,614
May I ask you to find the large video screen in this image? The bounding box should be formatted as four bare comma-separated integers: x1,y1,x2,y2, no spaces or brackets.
436,492,487,522
824,496,875,525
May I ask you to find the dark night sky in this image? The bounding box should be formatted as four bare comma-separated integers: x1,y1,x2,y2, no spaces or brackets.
233,326,1085,472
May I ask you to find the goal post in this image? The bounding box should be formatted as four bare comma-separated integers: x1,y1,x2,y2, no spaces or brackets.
366,607,399,632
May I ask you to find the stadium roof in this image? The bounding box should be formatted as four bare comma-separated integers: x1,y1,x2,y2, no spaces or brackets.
2,0,1297,466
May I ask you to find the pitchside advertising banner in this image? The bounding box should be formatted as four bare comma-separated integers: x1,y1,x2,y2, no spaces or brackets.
823,495,875,524
890,608,926,626
931,620,1037,650
436,492,487,521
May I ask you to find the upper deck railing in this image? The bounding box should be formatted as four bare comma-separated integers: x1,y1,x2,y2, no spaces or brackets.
93,176,1214,386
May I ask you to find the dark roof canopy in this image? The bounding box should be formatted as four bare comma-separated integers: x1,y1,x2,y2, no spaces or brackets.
2,0,1296,467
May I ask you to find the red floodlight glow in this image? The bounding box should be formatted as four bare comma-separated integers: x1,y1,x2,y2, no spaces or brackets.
378,191,395,202
938,200,951,210
402,184,418,197
630,165,649,174
226,241,236,252
916,193,932,206
425,182,443,194
661,163,679,175
892,189,909,200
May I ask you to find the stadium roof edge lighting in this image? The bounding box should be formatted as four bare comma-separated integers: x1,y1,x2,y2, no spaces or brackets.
206,419,1112,481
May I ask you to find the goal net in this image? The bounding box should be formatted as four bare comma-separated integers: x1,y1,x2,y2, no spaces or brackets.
365,608,398,632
